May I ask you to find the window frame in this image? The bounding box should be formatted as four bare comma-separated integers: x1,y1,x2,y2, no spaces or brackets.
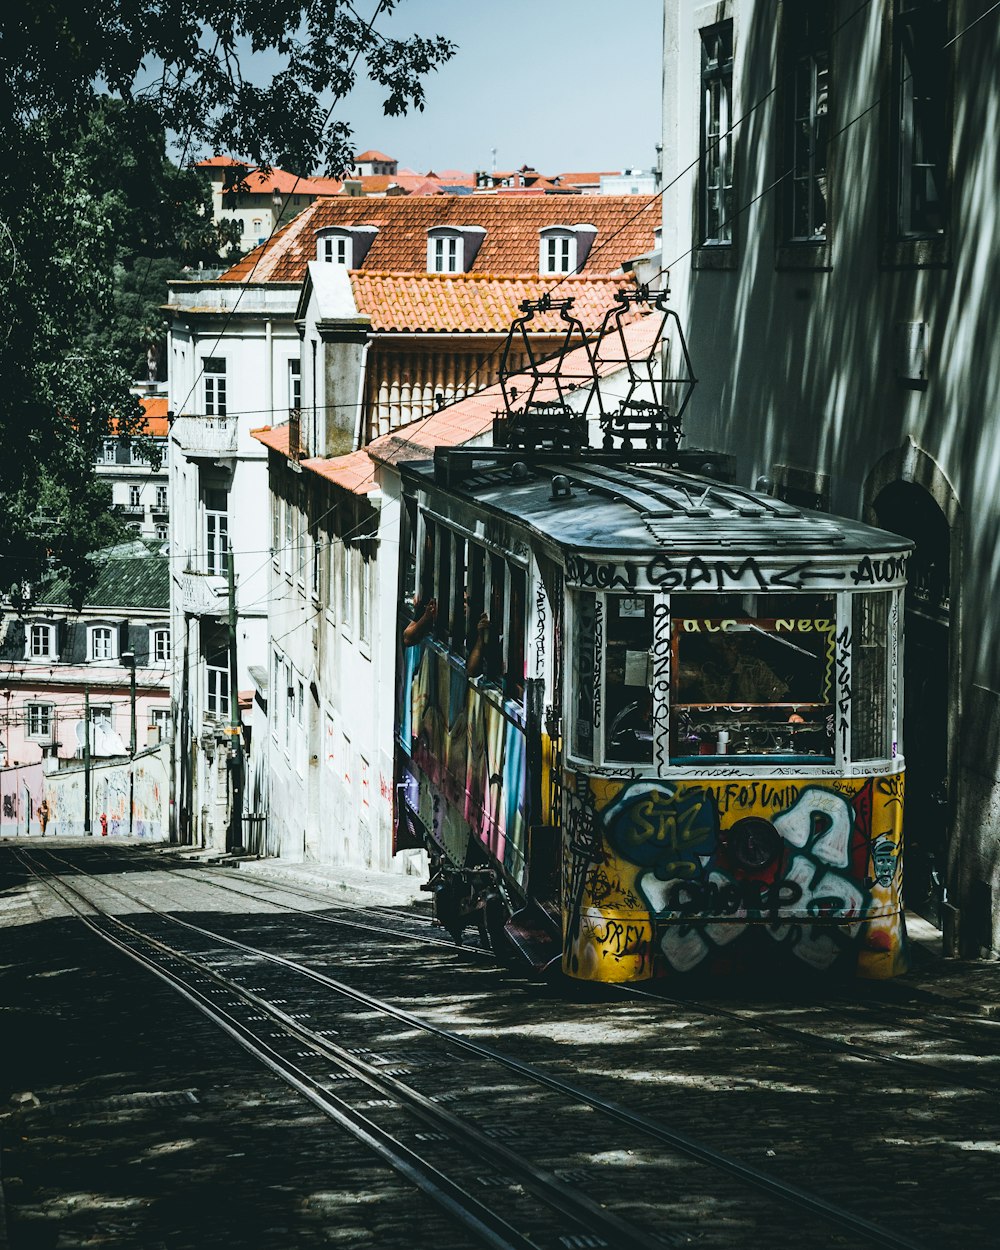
881,0,952,268
26,702,53,740
203,356,228,417
150,627,171,663
27,623,56,660
776,1,832,270
695,20,736,268
428,231,462,273
206,659,230,720
539,229,575,275
88,625,118,662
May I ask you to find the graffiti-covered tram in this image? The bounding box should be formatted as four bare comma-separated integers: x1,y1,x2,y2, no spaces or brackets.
394,450,912,981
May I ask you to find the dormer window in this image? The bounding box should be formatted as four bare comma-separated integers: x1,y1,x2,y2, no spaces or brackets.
26,623,57,660
320,233,351,265
429,232,460,273
539,224,598,275
315,225,378,269
426,226,485,275
542,231,573,274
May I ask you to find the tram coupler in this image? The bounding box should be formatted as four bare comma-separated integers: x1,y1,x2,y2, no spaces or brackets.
422,862,499,946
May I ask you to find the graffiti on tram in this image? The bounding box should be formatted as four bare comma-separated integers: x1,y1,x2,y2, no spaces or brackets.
563,773,905,982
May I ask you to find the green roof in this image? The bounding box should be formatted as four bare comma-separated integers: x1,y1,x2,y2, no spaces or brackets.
37,539,170,610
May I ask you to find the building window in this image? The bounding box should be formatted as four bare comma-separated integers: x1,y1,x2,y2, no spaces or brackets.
359,554,371,645
206,653,230,719
783,4,829,244
89,626,117,661
155,524,169,541
129,484,142,508
893,0,948,238
91,705,113,732
155,485,168,510
203,357,227,417
26,703,53,739
205,488,229,576
151,628,171,662
700,22,734,246
102,440,117,464
320,234,350,264
312,539,321,599
540,232,572,274
149,707,171,735
288,358,301,411
29,624,55,659
429,233,460,273
283,497,294,577
340,545,352,629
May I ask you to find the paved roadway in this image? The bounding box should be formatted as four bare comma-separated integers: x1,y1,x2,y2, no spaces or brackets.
1,837,998,1249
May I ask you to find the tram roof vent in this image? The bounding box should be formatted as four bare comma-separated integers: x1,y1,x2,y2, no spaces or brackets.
550,474,573,501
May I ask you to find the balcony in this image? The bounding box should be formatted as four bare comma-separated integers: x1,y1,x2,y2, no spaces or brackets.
173,415,238,460
180,570,228,615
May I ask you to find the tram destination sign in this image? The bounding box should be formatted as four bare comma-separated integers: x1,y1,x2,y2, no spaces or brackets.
564,552,908,594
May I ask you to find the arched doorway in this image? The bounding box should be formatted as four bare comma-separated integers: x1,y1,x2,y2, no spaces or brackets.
872,479,952,927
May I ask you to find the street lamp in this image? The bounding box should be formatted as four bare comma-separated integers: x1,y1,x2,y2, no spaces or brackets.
120,651,137,757
121,651,137,839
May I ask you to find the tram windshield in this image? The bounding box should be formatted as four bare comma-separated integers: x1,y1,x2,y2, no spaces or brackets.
670,595,835,762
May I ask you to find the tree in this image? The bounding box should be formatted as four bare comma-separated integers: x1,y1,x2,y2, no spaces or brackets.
0,2,455,602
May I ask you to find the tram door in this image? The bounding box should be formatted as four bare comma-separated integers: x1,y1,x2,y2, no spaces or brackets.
874,482,951,927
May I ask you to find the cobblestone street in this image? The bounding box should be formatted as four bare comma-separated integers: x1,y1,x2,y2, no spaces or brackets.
2,840,998,1249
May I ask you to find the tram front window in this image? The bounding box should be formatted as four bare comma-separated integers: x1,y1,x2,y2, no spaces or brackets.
605,595,654,763
671,595,835,761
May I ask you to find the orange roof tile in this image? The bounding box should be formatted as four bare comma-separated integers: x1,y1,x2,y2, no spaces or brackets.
355,149,395,163
251,315,663,497
350,272,638,334
218,195,659,285
196,157,343,197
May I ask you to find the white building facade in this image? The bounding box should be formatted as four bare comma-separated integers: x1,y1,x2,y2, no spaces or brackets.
166,279,301,848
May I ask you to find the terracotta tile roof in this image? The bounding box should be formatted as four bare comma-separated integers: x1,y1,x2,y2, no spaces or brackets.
350,272,638,334
557,171,617,186
355,149,395,163
251,313,663,497
218,195,659,285
196,156,343,197
108,397,169,437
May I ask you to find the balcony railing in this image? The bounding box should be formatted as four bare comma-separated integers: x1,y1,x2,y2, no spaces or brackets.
180,570,227,615
173,415,238,459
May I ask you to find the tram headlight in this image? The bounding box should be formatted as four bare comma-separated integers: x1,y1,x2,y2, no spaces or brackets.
726,816,781,871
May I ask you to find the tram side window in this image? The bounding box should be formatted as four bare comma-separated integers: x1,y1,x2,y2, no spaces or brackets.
418,518,435,609
402,496,417,604
451,536,467,654
465,545,486,654
605,596,654,763
670,594,835,761
851,592,890,761
506,565,526,703
573,593,596,759
435,529,452,644
486,553,506,682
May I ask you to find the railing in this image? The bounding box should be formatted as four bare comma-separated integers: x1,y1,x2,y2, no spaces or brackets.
173,415,238,458
180,570,227,614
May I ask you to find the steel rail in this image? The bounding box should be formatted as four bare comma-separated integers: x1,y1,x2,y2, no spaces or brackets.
18,851,673,1250
21,847,929,1250
14,852,545,1250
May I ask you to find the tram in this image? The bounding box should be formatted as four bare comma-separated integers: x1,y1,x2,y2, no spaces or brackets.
394,291,911,980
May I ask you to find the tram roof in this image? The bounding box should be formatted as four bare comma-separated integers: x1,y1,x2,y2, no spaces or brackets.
403,455,913,561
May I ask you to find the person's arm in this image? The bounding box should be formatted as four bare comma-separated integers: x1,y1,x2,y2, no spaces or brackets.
466,613,490,677
403,598,436,647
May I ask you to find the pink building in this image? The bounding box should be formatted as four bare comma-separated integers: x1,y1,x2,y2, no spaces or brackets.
0,539,171,769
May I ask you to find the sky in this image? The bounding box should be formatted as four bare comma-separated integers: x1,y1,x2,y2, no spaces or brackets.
203,0,664,178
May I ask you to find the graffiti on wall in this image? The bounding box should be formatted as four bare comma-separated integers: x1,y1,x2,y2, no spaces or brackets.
563,772,906,982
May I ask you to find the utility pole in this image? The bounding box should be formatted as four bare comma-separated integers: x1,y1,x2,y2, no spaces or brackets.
226,551,243,853
83,685,91,836
121,651,137,837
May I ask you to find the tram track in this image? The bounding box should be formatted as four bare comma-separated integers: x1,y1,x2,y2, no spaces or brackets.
14,846,928,1250
96,847,1000,1098
151,852,1000,1099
